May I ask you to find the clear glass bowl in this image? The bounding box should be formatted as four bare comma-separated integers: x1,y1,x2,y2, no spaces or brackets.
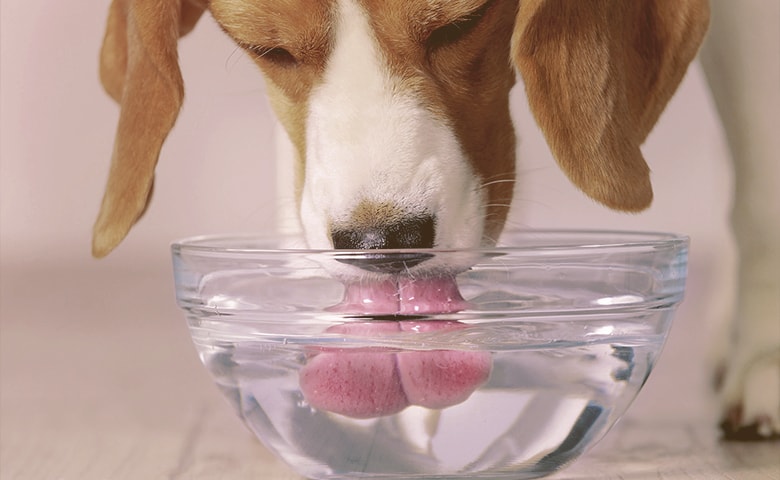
172,230,688,480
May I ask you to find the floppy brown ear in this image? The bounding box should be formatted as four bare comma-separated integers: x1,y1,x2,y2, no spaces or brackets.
92,0,207,258
512,0,709,211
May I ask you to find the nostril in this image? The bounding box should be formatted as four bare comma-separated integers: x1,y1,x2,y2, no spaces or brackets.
389,214,436,249
331,214,437,274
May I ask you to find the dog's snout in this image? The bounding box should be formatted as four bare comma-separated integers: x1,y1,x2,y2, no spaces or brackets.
331,214,436,274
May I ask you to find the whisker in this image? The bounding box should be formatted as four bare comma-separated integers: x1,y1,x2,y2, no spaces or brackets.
479,171,515,180
480,179,517,189
225,45,247,71
478,170,517,181
483,203,514,209
515,165,555,175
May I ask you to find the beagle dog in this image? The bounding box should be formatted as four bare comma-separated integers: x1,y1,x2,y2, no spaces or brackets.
92,0,779,439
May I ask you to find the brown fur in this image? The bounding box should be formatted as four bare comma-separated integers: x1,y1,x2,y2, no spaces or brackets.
93,0,708,257
513,0,709,212
93,0,207,257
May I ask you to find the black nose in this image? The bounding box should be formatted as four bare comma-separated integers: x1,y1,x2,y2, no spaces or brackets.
332,215,436,250
331,215,436,273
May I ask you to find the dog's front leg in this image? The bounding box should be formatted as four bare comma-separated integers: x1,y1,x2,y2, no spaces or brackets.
700,0,780,439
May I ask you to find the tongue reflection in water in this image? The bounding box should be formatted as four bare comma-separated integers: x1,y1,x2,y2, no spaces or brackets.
298,276,493,418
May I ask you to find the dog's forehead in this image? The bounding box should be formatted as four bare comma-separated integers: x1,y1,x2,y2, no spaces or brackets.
210,0,332,21
209,0,493,40
364,0,493,25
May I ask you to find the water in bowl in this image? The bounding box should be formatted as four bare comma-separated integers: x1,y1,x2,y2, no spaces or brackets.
188,310,671,480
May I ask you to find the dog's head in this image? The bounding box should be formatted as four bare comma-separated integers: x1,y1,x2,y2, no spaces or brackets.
92,0,709,258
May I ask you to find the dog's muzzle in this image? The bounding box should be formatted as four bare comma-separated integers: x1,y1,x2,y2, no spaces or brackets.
332,214,436,274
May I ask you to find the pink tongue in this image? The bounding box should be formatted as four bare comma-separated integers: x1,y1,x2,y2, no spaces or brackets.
300,278,491,418
331,276,470,315
396,321,492,409
298,322,411,418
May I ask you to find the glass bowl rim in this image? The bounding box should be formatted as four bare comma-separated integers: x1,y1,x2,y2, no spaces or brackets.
171,229,689,257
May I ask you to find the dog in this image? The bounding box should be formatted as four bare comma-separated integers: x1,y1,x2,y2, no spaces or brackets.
92,0,778,440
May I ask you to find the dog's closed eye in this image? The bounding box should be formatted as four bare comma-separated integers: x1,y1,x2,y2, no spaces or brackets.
426,0,492,50
244,44,299,68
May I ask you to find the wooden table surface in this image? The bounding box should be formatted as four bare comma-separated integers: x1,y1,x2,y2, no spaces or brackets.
2,261,778,479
